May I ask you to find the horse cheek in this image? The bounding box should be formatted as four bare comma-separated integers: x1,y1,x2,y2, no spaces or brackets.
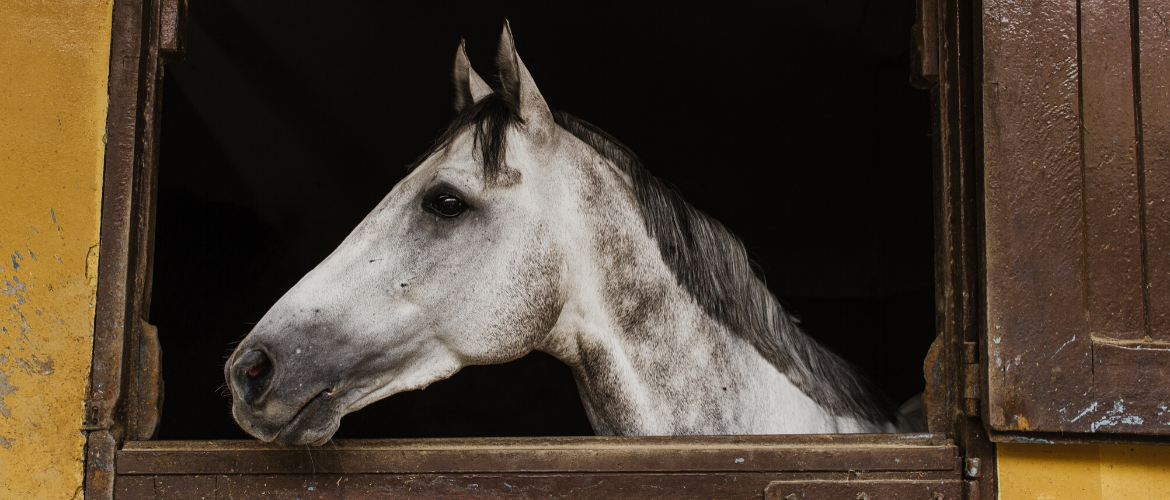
483,242,564,363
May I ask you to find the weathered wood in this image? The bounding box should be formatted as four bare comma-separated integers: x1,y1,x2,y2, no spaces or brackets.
87,0,148,496
1081,0,1145,341
88,0,180,495
111,472,964,500
982,0,1089,433
912,0,940,88
113,476,153,500
123,433,952,451
1136,0,1170,340
929,0,1000,494
980,0,1170,437
765,479,964,499
153,476,215,500
117,436,958,476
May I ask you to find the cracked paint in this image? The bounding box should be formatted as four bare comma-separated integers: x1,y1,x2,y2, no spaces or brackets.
0,1,112,497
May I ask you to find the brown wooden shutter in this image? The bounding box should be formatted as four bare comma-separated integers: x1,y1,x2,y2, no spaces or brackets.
981,0,1170,437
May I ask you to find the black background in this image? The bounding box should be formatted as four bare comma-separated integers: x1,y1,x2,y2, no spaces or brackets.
153,0,935,440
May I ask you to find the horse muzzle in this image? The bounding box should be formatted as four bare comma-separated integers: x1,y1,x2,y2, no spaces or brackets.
226,346,345,445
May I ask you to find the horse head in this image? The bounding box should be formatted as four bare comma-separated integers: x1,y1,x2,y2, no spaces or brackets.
226,24,580,445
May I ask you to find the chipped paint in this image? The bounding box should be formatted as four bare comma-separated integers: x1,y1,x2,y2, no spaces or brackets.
0,1,113,497
1089,400,1144,433
1070,402,1099,422
1051,334,1075,358
1006,436,1055,445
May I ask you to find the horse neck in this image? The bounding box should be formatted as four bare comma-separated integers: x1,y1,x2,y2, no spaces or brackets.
537,149,861,435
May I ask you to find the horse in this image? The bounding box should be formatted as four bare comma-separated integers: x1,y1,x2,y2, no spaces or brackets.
225,23,923,446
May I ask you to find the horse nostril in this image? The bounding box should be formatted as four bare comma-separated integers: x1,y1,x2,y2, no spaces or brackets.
233,349,274,405
247,356,271,378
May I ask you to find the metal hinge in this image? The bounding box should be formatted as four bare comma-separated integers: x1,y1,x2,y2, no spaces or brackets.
961,341,979,416
963,457,982,499
960,345,987,499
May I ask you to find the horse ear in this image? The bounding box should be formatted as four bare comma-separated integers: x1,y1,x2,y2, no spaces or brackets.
454,39,492,112
496,21,555,141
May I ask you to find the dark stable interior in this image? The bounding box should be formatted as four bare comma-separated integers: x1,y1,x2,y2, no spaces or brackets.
153,0,934,440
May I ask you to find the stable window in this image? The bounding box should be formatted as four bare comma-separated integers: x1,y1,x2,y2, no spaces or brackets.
82,0,1062,498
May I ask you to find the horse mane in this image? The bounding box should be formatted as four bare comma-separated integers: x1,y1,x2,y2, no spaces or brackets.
413,92,899,425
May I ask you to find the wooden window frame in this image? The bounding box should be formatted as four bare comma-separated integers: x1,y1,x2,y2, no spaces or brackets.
84,0,1007,498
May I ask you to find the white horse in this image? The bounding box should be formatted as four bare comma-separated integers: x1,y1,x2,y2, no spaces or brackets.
226,23,921,446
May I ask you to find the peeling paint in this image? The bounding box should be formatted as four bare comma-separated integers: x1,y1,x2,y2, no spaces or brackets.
1007,436,1055,444
0,370,16,418
1089,400,1144,433
14,355,54,375
0,1,112,496
1070,401,1099,422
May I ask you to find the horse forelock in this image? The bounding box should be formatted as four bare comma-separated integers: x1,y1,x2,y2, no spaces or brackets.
409,92,522,186
412,95,899,425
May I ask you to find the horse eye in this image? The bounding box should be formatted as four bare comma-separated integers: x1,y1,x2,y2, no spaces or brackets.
431,193,465,217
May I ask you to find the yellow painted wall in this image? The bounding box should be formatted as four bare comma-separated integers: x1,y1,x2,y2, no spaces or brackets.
0,1,114,498
999,443,1170,499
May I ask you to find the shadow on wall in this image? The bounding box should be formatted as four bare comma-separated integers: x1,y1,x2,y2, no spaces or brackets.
151,0,934,439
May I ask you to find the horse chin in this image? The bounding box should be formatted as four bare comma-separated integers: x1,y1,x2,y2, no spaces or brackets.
270,389,344,446
275,418,339,446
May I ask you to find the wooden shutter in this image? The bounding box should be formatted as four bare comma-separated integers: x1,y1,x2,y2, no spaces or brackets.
981,0,1170,437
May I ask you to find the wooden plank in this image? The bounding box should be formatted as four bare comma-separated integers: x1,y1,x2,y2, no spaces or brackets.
119,446,955,476
1090,341,1170,429
1137,0,1170,340
218,473,769,500
765,479,964,499
1081,0,1146,341
209,472,962,500
154,476,215,500
122,433,951,451
116,436,957,476
981,0,1090,431
114,476,154,500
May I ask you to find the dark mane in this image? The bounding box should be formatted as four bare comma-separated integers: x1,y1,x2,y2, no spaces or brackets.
414,93,899,425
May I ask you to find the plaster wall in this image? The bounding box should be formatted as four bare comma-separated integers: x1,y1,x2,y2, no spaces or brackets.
0,1,114,498
999,443,1170,499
